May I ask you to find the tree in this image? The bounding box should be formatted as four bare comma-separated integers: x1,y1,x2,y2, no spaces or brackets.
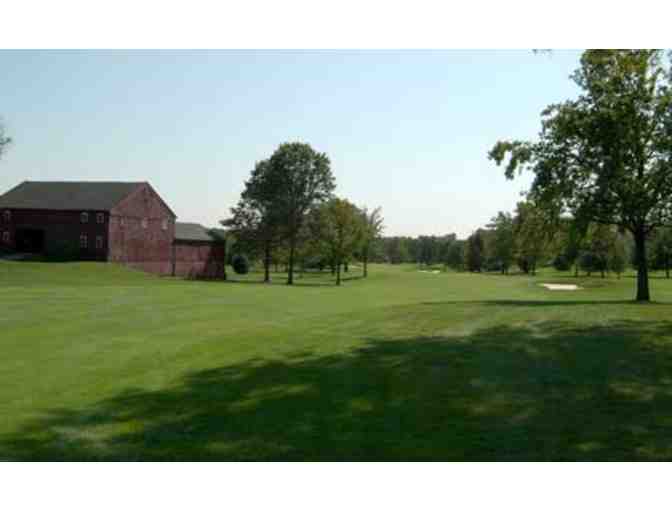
444,240,464,271
587,224,618,278
311,198,363,286
0,121,10,161
265,143,335,285
512,201,554,276
360,207,384,277
490,50,672,301
610,237,628,279
487,212,515,274
465,230,484,272
222,159,284,283
650,227,672,279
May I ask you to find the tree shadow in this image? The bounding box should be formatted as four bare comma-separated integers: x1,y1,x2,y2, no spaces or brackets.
4,320,672,460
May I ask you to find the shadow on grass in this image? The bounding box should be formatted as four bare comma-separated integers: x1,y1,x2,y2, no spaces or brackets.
4,321,672,461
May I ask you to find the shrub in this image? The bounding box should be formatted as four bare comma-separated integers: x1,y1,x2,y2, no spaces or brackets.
553,254,571,271
45,240,79,262
231,254,250,275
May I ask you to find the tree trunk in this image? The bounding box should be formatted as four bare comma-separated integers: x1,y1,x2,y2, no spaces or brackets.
574,263,579,278
363,255,368,277
344,261,348,273
336,261,341,286
263,240,271,283
666,254,670,279
287,235,295,285
634,227,650,301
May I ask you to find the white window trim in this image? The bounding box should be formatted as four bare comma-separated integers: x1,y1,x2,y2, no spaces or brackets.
142,218,148,229
80,234,88,248
96,236,104,249
96,213,105,224
81,212,89,223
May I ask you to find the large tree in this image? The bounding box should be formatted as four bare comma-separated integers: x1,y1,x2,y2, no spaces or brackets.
490,50,672,301
222,159,284,283
266,143,335,285
360,206,384,278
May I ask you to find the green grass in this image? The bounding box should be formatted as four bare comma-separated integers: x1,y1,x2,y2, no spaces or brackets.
3,260,672,460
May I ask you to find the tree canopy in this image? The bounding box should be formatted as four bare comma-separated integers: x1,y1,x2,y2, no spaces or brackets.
265,142,335,285
489,50,672,301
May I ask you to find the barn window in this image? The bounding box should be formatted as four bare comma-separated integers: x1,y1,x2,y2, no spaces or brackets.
96,236,104,249
96,213,105,224
80,212,89,223
162,219,168,231
79,234,88,248
2,210,10,223
142,218,148,229
2,231,9,243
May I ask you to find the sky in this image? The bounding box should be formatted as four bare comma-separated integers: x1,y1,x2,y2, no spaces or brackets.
0,50,583,238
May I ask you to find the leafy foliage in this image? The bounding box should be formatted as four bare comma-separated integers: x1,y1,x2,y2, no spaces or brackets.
490,50,672,301
231,254,250,275
265,142,336,285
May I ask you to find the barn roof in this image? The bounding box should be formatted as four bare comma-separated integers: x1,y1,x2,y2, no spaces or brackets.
175,222,225,243
0,181,144,211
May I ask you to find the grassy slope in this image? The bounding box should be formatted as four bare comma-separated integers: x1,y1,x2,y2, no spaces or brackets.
2,261,672,460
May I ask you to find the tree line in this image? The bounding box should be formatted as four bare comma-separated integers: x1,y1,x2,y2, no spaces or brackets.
223,142,384,285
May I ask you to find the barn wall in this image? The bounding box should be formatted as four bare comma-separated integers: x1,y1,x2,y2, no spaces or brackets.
172,241,226,279
0,208,108,260
108,183,176,274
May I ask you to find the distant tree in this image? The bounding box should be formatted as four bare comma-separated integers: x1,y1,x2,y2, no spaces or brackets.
465,230,484,272
610,241,627,279
650,227,672,279
265,142,335,285
591,225,620,278
487,211,515,274
312,198,364,286
563,216,591,277
445,240,465,271
222,159,284,283
360,206,384,277
552,254,571,271
490,50,672,301
512,200,555,276
578,251,597,277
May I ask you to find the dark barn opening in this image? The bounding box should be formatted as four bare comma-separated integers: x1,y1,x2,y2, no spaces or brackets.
16,228,45,253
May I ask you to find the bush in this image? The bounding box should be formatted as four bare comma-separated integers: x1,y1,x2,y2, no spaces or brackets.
553,254,571,271
45,240,79,262
231,254,250,275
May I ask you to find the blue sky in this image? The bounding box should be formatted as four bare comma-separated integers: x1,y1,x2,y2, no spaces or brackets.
0,50,582,238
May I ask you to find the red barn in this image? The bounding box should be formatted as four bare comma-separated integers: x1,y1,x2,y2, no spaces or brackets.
0,181,226,278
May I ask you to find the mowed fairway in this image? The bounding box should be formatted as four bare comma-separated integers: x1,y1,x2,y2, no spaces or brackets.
3,261,672,460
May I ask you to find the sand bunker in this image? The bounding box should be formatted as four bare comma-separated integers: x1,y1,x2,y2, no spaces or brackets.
541,283,580,291
419,270,441,274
